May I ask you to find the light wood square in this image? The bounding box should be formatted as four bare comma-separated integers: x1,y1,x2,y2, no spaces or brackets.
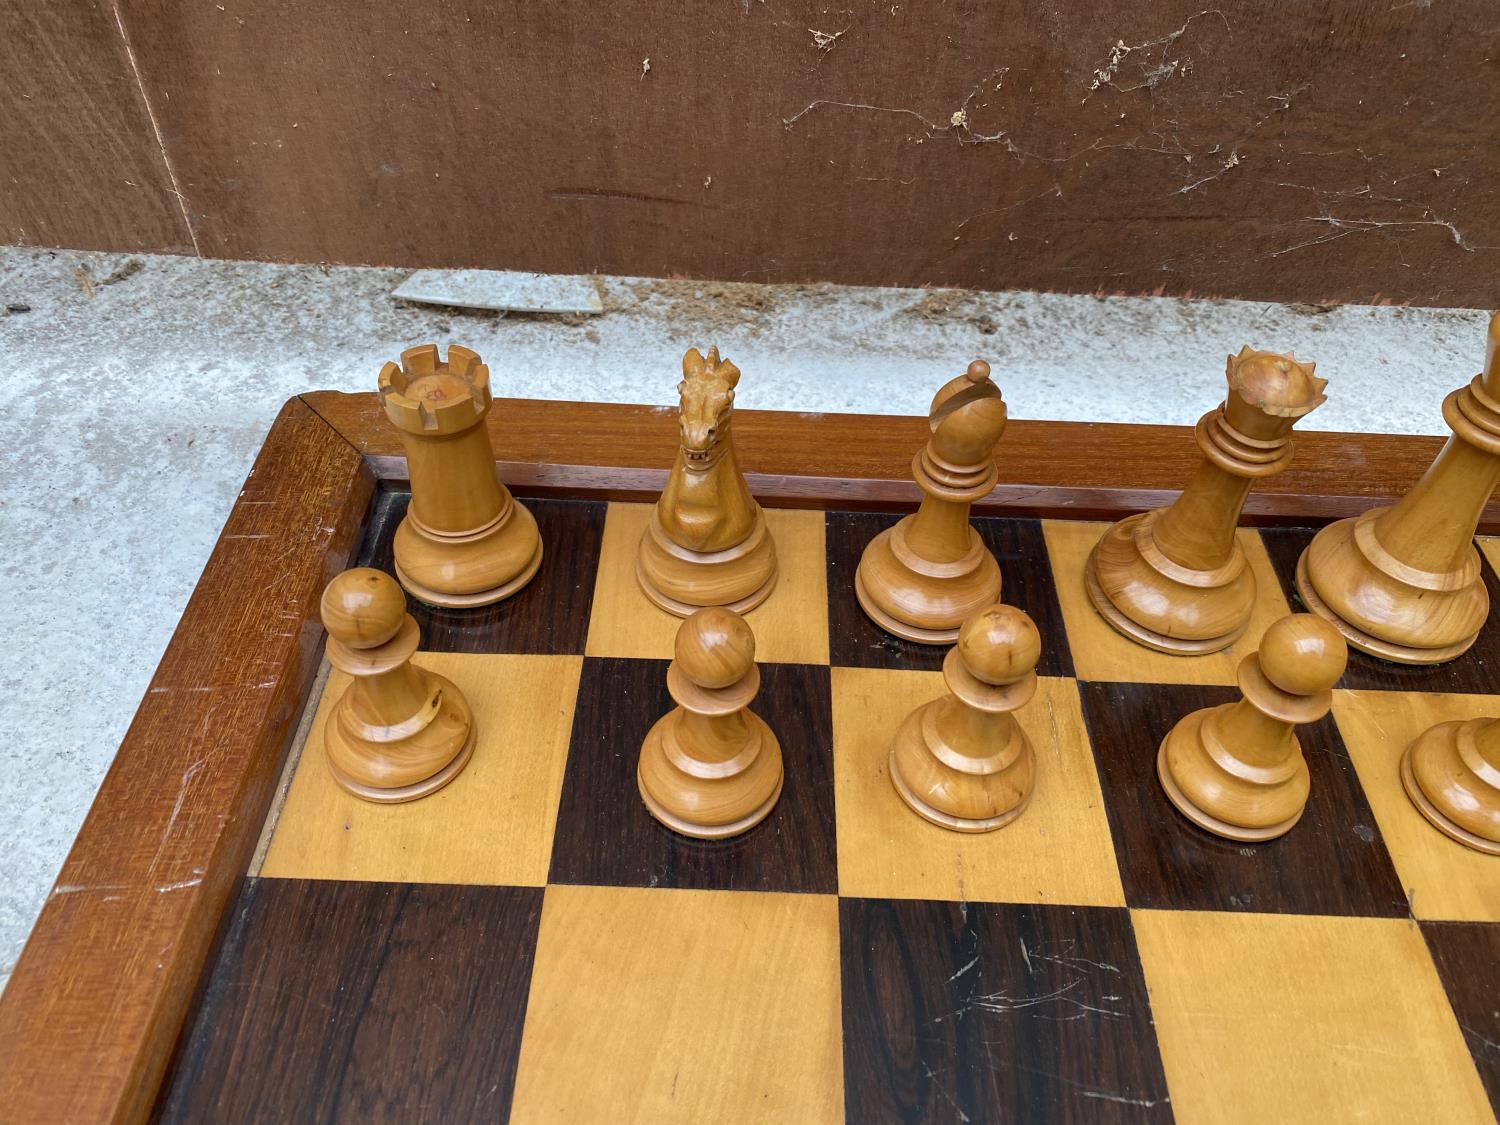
585,502,829,664
1042,518,1292,685
510,884,843,1124
1132,909,1491,1125
1332,689,1500,922
831,667,1124,907
261,653,581,886
1478,535,1500,578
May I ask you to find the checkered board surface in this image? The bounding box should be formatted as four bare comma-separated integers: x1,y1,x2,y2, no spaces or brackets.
157,490,1500,1124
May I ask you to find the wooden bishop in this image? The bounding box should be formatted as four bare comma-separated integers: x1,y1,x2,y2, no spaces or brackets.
320,567,476,802
1158,613,1347,841
856,360,1008,644
1087,347,1325,654
1403,715,1500,855
637,607,784,838
889,604,1040,832
379,343,542,607
1298,311,1500,664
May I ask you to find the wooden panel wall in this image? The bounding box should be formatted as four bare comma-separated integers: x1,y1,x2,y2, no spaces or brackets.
6,0,1499,307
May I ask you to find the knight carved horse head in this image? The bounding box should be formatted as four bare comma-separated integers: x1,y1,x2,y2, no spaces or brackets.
677,346,740,470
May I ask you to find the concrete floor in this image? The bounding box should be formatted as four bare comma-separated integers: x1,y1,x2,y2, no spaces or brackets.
0,244,1491,988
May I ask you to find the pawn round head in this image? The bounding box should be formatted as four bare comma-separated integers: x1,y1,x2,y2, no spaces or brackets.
1258,614,1347,696
957,604,1041,686
674,606,756,689
321,568,406,649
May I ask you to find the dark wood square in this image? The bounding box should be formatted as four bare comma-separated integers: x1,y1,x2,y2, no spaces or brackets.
355,488,605,655
548,657,837,894
1080,680,1408,916
1259,525,1500,693
839,897,1170,1123
826,511,1074,675
157,878,543,1124
1422,920,1500,1112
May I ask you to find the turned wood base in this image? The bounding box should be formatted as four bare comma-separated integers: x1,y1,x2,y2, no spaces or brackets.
636,709,783,839
393,500,543,608
1085,511,1252,656
1400,721,1500,855
324,669,476,803
638,768,784,839
1295,520,1483,666
1157,733,1302,842
636,509,778,618
855,521,1002,645
888,748,1031,833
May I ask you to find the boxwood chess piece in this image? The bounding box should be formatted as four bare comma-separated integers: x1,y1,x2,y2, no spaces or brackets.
1402,715,1500,854
637,346,778,616
1158,613,1347,841
1087,347,1326,654
320,567,475,802
637,607,784,838
857,360,1008,644
379,343,542,607
1298,312,1500,664
888,603,1040,832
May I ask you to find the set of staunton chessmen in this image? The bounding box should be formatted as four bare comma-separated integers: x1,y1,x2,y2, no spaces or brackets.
318,316,1500,856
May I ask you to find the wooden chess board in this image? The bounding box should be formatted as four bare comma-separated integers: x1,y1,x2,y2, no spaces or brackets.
2,395,1497,1123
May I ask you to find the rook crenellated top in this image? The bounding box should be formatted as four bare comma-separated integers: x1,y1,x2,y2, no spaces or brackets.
379,343,492,435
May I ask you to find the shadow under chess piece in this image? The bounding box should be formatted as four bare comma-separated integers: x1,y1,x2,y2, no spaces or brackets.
637,347,778,617
637,606,784,838
1298,311,1500,664
1086,347,1326,654
1402,715,1500,855
857,360,1008,644
1159,613,1347,841
380,343,542,608
889,604,1040,832
320,567,475,803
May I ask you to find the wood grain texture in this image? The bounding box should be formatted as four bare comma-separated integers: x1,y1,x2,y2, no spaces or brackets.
358,490,605,654
511,884,843,1123
549,657,837,893
157,879,544,1123
1133,909,1493,1124
1421,921,1500,1111
839,898,1170,1123
1263,525,1500,692
1,0,193,252
1080,681,1407,916
0,399,372,1123
92,1,1500,305
305,391,1500,531
829,512,1074,675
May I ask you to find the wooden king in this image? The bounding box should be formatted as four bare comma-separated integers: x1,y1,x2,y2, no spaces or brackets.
856,360,1008,644
379,344,542,607
1087,348,1325,653
1298,311,1500,664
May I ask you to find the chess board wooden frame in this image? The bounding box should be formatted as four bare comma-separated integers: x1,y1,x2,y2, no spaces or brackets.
0,390,1493,1122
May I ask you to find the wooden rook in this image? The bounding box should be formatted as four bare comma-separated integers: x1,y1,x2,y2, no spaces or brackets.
637,607,784,838
1298,311,1500,664
1402,715,1500,855
379,343,542,607
637,346,778,616
1159,613,1347,841
857,360,1008,644
889,603,1040,832
1087,347,1326,654
320,567,476,802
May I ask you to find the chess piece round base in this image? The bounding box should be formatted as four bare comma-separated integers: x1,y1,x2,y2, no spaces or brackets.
1085,513,1252,656
1295,541,1479,666
324,669,476,803
393,501,543,609
1156,731,1301,842
855,524,1002,645
636,510,779,618
639,766,784,839
888,748,1030,833
636,709,784,839
1400,721,1500,855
